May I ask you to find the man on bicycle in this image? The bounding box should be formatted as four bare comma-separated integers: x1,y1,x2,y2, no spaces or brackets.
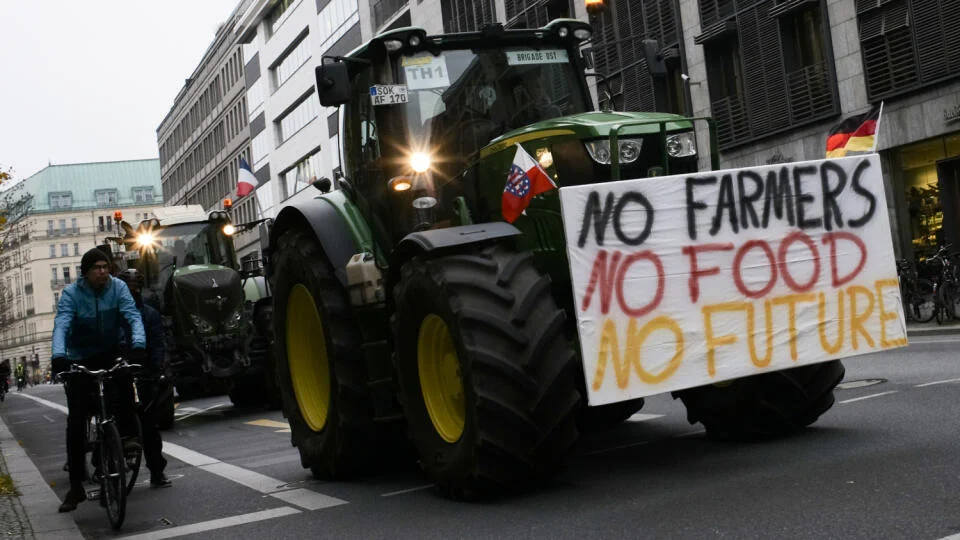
52,248,147,513
117,269,172,489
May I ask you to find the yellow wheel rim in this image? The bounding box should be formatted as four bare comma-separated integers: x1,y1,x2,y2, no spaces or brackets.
418,314,465,443
286,284,330,432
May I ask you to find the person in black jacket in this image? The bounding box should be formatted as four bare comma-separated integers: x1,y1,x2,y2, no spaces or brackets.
117,269,172,489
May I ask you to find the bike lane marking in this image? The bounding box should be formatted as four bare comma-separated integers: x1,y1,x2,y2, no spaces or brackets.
117,507,301,540
11,392,348,512
838,390,899,404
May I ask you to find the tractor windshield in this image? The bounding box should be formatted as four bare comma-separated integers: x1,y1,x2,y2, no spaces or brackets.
150,222,236,270
396,46,588,158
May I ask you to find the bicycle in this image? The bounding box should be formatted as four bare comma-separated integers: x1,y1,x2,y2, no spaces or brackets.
58,358,142,531
923,245,960,324
897,258,936,323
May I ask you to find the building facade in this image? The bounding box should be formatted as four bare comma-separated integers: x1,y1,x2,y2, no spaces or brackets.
187,0,957,267
156,0,261,264
0,159,163,378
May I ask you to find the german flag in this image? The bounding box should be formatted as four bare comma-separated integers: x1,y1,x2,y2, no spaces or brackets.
825,103,883,158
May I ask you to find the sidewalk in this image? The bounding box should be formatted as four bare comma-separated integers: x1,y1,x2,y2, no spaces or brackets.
0,413,82,539
906,319,960,337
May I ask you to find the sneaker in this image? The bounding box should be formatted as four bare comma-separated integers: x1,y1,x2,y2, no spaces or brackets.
58,488,86,513
150,473,172,488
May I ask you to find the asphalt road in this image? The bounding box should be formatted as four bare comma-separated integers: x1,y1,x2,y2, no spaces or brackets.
2,336,959,540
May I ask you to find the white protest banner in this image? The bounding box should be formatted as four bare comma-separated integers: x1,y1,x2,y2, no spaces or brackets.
558,154,906,406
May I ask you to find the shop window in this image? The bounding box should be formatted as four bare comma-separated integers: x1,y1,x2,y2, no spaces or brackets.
899,135,960,263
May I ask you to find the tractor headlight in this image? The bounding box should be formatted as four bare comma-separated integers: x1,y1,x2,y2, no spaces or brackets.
666,132,697,158
410,152,431,173
190,315,215,334
584,138,643,165
224,309,243,330
136,232,156,248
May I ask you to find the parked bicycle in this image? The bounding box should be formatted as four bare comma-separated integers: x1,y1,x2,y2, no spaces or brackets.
57,358,143,530
897,258,936,323
923,244,960,324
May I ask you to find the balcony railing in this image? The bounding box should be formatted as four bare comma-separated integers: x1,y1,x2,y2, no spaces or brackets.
711,94,751,147
0,331,53,349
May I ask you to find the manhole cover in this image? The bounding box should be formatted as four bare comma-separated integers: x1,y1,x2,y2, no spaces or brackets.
837,378,886,390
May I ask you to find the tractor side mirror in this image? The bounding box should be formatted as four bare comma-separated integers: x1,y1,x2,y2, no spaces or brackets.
315,61,350,106
312,177,332,193
642,39,667,77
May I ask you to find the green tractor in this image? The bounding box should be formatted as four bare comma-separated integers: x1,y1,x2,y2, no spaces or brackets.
265,20,844,498
120,205,275,414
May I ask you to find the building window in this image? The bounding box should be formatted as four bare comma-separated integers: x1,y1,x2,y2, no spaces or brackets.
98,216,105,232
586,0,683,114
857,0,960,100
133,186,154,203
371,0,409,30
696,0,838,148
49,192,72,209
63,267,71,284
282,150,321,200
53,291,60,305
49,245,56,258
58,219,66,233
71,217,78,233
277,93,319,143
60,244,68,257
504,0,568,29
51,266,58,283
73,243,79,256
96,189,118,207
442,0,496,32
266,0,296,35
318,0,359,53
47,220,54,236
252,131,271,165
272,32,311,90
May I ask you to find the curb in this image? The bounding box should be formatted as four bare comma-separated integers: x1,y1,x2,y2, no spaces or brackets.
906,325,960,338
0,415,84,539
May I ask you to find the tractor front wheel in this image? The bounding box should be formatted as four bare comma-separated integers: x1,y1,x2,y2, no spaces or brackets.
674,360,845,440
393,245,581,499
272,228,375,479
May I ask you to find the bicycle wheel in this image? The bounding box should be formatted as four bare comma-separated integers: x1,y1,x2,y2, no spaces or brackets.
124,415,143,495
99,422,127,530
909,279,937,323
941,280,960,320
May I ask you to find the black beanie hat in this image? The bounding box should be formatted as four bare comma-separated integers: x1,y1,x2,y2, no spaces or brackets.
80,248,111,276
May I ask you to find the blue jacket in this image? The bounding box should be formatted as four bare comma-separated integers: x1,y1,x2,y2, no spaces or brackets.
52,276,146,360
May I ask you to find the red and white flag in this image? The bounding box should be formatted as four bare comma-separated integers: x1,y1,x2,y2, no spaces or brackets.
237,157,259,198
501,143,557,223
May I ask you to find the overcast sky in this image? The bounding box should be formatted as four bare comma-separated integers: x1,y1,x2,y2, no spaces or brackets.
0,0,242,181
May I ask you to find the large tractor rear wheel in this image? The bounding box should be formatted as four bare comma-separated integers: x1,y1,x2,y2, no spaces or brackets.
674,360,845,440
393,245,581,499
272,228,375,479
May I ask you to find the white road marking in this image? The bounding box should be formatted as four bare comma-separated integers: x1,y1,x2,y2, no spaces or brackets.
937,533,960,540
174,402,229,422
915,377,960,387
627,413,665,422
11,392,348,512
42,414,55,423
13,392,68,413
380,484,434,497
839,390,899,404
837,379,885,390
117,506,301,540
586,440,650,456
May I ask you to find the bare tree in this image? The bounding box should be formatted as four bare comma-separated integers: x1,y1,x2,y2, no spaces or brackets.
0,166,34,339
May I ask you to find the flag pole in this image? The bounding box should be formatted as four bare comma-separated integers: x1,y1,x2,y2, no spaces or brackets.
871,100,884,153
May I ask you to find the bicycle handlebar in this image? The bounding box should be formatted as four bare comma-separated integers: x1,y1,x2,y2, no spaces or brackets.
57,358,142,382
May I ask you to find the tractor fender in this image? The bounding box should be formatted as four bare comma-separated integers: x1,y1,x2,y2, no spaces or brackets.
389,222,522,292
269,199,359,288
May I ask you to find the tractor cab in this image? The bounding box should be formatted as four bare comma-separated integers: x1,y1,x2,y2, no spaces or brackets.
316,19,710,255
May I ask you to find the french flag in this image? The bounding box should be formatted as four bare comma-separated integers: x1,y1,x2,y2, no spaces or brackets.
501,143,557,224
237,157,259,198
